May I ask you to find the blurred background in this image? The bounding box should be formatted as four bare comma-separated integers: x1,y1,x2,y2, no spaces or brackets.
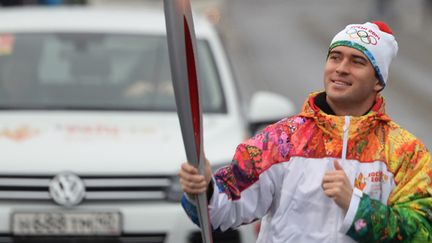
1,0,431,148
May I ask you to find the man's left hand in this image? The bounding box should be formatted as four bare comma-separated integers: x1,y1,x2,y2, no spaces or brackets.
322,160,353,212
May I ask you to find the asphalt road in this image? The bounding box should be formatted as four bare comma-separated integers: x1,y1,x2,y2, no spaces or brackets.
217,0,432,149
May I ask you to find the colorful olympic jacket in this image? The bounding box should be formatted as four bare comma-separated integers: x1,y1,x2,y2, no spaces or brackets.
181,92,432,243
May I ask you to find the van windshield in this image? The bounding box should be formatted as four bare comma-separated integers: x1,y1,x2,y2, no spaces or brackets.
0,32,226,113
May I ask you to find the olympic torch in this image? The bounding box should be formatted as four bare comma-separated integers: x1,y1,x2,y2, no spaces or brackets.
163,1,213,243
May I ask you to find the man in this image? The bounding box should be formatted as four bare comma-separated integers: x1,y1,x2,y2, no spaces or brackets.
179,21,432,242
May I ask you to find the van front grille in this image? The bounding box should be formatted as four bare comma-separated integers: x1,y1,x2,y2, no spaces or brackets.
0,175,173,202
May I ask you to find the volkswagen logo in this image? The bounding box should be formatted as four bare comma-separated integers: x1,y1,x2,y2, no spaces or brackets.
49,172,86,207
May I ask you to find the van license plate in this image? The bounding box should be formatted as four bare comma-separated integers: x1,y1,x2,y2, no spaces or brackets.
12,212,121,236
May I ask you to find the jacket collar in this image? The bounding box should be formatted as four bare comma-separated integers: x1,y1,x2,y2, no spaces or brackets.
299,91,391,137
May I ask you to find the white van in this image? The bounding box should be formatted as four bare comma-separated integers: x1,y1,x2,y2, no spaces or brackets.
0,6,294,243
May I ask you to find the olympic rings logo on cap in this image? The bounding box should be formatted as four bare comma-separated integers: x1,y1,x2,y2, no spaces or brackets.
346,28,378,45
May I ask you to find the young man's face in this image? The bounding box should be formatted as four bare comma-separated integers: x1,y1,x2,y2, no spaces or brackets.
324,46,383,112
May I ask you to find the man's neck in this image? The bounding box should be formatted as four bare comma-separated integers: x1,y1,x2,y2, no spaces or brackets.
315,92,375,116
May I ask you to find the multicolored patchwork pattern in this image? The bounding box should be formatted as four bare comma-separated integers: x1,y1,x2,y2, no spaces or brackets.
212,92,432,241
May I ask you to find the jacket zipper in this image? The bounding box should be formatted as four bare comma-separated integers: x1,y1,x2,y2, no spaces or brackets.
335,116,350,242
342,116,350,161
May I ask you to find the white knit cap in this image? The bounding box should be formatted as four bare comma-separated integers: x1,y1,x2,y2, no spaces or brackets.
329,21,398,86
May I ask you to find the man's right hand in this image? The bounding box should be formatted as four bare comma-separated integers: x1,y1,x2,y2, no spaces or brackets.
178,158,212,198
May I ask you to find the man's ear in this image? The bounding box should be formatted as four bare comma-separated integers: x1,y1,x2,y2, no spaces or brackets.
374,79,384,92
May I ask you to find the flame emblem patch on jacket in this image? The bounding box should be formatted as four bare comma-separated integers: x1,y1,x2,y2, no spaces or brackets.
354,173,367,191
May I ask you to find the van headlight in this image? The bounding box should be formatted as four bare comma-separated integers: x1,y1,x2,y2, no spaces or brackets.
166,176,183,202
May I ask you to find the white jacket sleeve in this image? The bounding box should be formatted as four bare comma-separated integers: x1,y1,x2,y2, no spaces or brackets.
208,163,282,231
181,122,289,231
181,162,281,232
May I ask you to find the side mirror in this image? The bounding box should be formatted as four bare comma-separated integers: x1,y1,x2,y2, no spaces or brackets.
247,91,296,134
